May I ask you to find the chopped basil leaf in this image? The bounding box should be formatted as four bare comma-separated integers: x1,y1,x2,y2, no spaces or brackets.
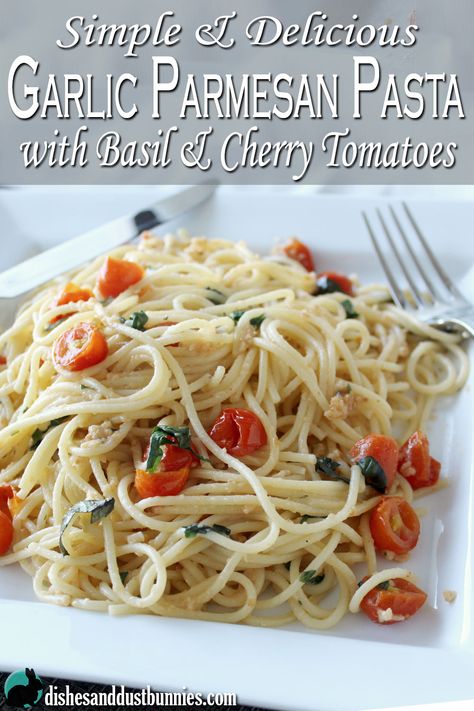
230,310,245,324
357,456,387,493
377,580,391,590
205,287,226,305
60,497,115,556
120,310,149,331
341,299,359,319
250,314,265,328
30,417,69,450
80,384,91,391
300,514,326,523
316,456,350,484
44,316,69,332
145,425,208,473
230,311,265,329
300,570,325,585
184,523,231,539
119,571,128,585
314,276,345,295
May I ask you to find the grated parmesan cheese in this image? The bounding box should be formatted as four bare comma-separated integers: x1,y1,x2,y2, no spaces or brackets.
443,590,457,603
377,607,406,623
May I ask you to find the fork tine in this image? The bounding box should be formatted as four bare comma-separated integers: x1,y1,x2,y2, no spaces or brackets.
362,212,406,309
376,208,424,306
388,205,442,302
402,202,467,302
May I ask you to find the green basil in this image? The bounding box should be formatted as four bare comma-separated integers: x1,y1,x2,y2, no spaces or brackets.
357,456,387,493
230,311,265,329
250,314,265,328
341,299,359,319
230,310,245,323
314,276,345,295
120,311,148,331
300,570,325,585
30,417,69,450
316,456,350,484
300,514,326,523
145,425,208,473
60,497,115,556
205,287,226,305
184,523,231,539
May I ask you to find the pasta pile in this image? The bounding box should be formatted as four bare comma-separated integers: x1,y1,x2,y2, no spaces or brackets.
0,231,468,628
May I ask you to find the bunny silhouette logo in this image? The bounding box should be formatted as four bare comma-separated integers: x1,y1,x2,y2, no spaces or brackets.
4,668,44,708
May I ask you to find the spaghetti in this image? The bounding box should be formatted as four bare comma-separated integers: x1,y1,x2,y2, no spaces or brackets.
0,231,468,628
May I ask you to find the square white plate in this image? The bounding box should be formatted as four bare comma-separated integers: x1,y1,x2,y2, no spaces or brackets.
1,190,474,711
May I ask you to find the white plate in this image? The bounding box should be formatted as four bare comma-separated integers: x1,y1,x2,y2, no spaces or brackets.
2,190,474,711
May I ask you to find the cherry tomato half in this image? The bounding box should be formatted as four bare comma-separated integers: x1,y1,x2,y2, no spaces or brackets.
428,457,441,488
0,510,13,555
53,323,108,372
360,577,427,624
50,282,93,323
282,239,315,272
135,466,190,498
0,485,13,519
317,272,354,296
208,408,267,457
97,257,144,298
135,435,201,499
398,431,440,490
350,434,399,490
370,496,420,555
142,442,196,472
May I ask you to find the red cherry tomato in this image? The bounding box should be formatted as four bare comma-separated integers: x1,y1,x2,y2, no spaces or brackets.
398,431,440,490
370,496,420,555
135,466,190,498
282,239,315,272
142,439,200,471
208,408,267,457
135,435,201,499
0,485,13,519
427,457,441,487
50,282,93,323
360,577,427,624
0,355,7,366
0,511,13,555
350,434,399,490
157,444,194,471
317,272,354,296
97,257,144,298
53,323,108,372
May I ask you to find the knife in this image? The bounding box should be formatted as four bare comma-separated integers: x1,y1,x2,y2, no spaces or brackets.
0,183,217,299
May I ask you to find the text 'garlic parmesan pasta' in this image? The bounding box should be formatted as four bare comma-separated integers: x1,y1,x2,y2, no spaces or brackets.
0,231,468,628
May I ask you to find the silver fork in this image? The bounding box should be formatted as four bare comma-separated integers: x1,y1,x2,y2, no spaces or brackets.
363,203,474,338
